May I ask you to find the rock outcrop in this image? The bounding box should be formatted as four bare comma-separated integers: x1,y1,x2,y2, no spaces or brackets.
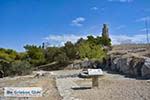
141,58,150,78
106,52,150,78
65,59,99,70
103,44,150,79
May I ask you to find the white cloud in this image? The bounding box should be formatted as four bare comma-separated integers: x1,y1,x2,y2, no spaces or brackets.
44,34,87,47
91,7,99,10
136,16,150,22
71,17,85,27
43,33,149,47
108,0,133,3
110,34,148,44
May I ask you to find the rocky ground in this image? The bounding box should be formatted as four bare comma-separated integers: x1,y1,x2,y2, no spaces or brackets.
0,73,61,100
73,75,150,100
0,70,149,100
55,70,150,100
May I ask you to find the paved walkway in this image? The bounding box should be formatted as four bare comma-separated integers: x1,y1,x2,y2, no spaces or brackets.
53,70,82,100
56,78,81,100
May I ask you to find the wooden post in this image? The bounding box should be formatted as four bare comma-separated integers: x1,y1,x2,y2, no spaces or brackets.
87,69,103,88
92,76,99,88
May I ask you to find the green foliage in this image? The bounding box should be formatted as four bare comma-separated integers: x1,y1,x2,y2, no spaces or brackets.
24,45,45,66
78,41,106,59
45,47,60,63
0,60,11,76
101,36,111,46
10,60,32,76
95,36,111,47
17,52,28,60
87,35,96,44
0,48,33,76
0,48,18,61
64,41,77,60
54,50,68,63
45,47,69,63
75,38,85,46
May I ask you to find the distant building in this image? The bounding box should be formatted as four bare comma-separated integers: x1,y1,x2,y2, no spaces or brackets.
102,24,109,38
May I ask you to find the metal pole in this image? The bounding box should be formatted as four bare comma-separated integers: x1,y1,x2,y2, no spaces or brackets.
145,19,149,45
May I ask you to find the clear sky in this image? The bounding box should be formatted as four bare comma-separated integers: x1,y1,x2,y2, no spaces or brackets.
0,0,150,51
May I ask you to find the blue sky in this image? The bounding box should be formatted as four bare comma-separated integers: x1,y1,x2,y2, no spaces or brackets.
0,0,150,51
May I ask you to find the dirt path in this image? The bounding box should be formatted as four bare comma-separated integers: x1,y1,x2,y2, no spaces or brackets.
54,70,150,100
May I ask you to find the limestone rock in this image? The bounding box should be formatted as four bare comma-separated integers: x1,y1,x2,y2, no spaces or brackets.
109,55,146,77
141,58,150,78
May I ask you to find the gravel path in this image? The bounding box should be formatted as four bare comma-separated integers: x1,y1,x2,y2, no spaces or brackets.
56,78,80,100
54,70,150,100
73,78,150,100
0,70,149,100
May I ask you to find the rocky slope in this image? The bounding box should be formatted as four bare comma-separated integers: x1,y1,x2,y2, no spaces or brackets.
106,44,150,78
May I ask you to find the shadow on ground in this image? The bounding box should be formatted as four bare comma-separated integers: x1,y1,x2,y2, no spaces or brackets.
71,86,91,90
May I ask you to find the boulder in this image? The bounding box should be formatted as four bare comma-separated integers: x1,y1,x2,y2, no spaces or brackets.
141,58,150,78
66,64,74,69
126,57,144,77
81,60,92,68
73,63,81,69
65,59,99,69
0,70,4,78
116,57,129,74
111,57,120,71
109,55,145,77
